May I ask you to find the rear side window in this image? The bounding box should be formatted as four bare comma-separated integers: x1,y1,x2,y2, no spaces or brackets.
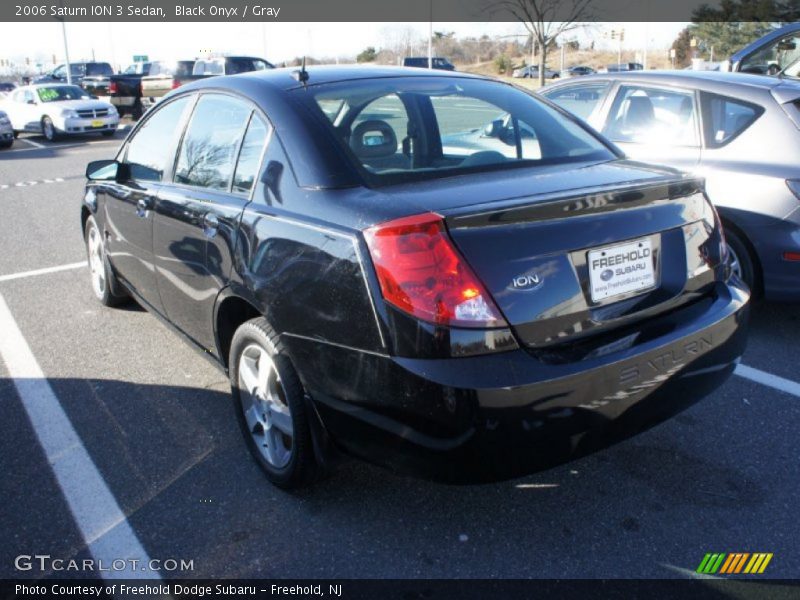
124,96,192,182
233,114,270,194
700,93,764,148
543,82,609,120
174,94,252,190
604,85,699,147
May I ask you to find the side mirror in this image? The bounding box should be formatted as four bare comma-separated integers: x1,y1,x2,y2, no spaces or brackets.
483,119,503,138
86,159,120,181
26,99,35,105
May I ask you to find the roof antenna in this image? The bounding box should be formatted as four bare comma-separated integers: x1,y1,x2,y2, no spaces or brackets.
293,56,309,87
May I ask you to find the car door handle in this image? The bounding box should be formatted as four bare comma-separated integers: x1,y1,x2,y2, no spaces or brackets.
202,213,219,238
136,197,153,218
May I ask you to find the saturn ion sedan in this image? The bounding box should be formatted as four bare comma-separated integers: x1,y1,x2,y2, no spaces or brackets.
2,84,119,141
81,67,749,488
542,70,800,301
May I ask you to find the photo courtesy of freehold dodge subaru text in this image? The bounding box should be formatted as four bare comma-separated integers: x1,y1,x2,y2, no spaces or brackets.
1,0,798,596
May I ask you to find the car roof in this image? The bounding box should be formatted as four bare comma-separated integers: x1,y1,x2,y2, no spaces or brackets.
185,64,485,92
547,70,800,97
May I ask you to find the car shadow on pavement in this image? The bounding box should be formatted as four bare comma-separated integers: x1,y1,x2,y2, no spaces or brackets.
1,372,779,578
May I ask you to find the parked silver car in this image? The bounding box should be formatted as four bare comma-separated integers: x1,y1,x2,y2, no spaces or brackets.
542,71,800,300
512,65,559,79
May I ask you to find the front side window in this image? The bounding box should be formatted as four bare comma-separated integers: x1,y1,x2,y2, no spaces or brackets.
174,94,252,190
301,77,614,186
543,82,610,120
603,85,698,147
233,114,270,194
124,96,192,182
700,93,764,148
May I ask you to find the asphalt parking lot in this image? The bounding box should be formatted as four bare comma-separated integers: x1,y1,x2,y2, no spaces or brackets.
0,130,799,581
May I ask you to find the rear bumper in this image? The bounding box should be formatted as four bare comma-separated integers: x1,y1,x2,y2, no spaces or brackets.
287,280,750,482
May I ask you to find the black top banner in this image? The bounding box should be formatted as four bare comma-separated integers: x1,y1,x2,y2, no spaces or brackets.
2,0,794,23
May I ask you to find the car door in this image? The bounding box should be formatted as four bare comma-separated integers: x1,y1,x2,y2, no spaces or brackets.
600,83,702,172
7,89,36,130
102,95,195,313
153,93,270,352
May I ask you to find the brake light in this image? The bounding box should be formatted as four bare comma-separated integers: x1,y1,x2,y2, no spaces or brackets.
108,81,118,94
784,251,800,261
364,213,506,328
171,79,181,89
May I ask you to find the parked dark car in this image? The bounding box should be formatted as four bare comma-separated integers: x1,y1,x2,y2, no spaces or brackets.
0,82,17,93
542,71,800,301
140,57,272,110
35,62,113,86
82,62,153,119
403,57,456,70
724,23,800,75
81,67,749,489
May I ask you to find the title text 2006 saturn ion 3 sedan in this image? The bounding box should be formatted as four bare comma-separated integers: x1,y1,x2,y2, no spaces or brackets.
82,67,749,488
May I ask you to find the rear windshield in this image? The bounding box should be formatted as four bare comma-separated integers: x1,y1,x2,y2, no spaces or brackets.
298,76,615,185
88,63,113,76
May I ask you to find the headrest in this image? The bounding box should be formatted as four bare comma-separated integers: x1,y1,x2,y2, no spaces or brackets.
350,120,398,159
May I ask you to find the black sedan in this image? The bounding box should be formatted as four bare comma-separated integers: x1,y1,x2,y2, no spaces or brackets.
82,66,749,488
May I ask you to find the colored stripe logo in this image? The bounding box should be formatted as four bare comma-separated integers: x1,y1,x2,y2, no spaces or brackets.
696,553,773,574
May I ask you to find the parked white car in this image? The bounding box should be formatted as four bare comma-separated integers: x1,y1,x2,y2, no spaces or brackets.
512,65,560,79
0,109,13,149
1,84,118,141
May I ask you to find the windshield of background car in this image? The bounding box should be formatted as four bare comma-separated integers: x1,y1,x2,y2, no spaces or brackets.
300,77,615,185
36,86,90,102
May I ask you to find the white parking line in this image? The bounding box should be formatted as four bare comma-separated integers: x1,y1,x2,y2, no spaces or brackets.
22,138,45,149
735,364,800,398
0,292,158,580
0,261,85,283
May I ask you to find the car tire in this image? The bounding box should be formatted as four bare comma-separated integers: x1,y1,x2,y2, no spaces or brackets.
0,140,12,149
41,116,58,142
131,101,143,120
84,215,128,307
725,226,762,298
229,317,316,489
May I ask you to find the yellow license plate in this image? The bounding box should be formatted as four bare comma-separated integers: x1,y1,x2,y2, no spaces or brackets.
91,120,104,128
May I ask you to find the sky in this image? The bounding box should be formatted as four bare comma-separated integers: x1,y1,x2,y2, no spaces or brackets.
0,21,687,70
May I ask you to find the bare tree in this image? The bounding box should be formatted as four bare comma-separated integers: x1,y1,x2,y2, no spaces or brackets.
497,0,593,86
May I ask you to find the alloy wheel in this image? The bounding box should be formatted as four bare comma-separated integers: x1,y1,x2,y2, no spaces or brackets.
237,343,294,469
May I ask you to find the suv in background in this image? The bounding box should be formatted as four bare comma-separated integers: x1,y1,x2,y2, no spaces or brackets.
403,57,456,70
35,62,113,86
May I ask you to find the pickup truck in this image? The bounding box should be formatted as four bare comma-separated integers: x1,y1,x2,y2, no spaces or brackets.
81,62,153,119
140,56,272,110
35,62,113,87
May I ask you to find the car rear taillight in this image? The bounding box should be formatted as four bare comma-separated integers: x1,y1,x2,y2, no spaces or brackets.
108,81,118,94
171,78,181,89
784,251,800,261
364,213,506,328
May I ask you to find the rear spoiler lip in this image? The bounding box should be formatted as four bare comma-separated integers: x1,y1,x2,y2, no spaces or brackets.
443,173,706,228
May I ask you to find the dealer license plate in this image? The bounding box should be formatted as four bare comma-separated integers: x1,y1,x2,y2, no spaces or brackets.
91,120,104,128
587,237,656,303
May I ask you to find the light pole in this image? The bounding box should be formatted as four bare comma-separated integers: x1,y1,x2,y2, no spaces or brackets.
428,0,433,68
61,18,72,84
